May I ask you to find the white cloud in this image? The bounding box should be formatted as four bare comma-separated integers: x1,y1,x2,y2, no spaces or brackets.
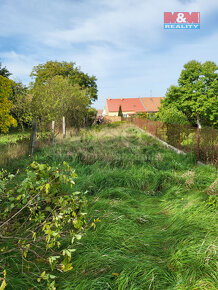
0,0,217,108
1,51,38,83
43,0,218,48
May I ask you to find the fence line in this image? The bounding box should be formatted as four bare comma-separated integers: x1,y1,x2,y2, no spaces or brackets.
133,118,218,165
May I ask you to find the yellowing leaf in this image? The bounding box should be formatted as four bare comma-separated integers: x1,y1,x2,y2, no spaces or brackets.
45,183,50,194
75,234,82,240
0,279,7,290
112,273,120,277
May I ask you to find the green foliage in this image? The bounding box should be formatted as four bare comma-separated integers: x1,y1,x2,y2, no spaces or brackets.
118,105,123,117
30,61,98,102
0,76,17,133
161,60,218,127
10,82,32,129
85,107,97,127
32,74,91,130
0,162,88,287
158,106,189,124
106,121,126,128
0,63,11,78
147,112,159,121
32,75,82,122
136,112,147,119
137,112,159,121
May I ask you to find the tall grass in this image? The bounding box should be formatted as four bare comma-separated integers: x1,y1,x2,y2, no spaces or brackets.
1,124,217,289
0,131,51,166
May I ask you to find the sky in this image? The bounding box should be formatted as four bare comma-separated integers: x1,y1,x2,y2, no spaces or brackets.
0,0,218,109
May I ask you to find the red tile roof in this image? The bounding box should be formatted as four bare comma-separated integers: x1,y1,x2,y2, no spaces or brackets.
107,98,146,113
140,97,164,112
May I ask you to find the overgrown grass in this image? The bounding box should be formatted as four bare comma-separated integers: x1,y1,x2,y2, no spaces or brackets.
0,131,51,167
1,124,217,289
0,130,31,145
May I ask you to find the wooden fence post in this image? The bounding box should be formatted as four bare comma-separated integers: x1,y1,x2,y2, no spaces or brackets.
30,118,37,156
51,121,55,144
63,116,66,138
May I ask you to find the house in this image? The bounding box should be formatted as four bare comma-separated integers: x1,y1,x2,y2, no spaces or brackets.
140,97,164,113
105,97,146,117
104,97,164,117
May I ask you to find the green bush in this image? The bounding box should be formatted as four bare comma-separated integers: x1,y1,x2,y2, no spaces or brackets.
0,162,89,288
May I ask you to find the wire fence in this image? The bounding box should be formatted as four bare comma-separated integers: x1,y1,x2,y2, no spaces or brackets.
133,118,218,165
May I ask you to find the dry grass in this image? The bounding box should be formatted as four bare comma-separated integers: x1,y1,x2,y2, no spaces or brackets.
207,179,218,195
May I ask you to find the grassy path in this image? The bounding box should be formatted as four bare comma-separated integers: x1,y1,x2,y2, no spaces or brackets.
62,195,168,289
3,124,217,289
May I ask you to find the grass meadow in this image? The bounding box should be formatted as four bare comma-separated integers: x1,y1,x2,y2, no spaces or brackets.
1,123,217,289
0,130,51,167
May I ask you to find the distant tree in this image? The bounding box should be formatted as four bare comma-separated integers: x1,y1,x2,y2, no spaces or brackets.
118,105,123,117
136,112,147,119
147,113,159,121
161,60,218,128
0,62,11,78
0,76,17,133
32,75,90,129
10,82,32,130
30,61,98,102
84,108,97,127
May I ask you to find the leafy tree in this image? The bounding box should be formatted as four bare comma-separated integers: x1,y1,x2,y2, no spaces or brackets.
67,88,91,131
32,75,90,129
84,107,97,127
147,113,159,121
0,76,17,133
158,106,189,146
30,61,98,102
10,82,32,130
118,105,123,117
161,60,218,127
0,62,11,78
158,106,188,125
136,112,147,119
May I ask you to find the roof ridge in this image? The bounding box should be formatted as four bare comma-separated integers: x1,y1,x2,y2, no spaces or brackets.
139,97,148,111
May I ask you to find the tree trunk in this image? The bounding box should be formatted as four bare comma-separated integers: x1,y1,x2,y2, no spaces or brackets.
197,115,201,129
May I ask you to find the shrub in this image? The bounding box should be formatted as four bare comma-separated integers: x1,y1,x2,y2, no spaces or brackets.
0,162,89,288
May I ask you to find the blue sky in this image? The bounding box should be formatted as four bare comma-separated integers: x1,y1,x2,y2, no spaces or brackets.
0,0,218,109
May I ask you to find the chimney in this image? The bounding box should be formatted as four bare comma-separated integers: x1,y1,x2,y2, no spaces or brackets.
121,97,123,100
107,97,110,100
